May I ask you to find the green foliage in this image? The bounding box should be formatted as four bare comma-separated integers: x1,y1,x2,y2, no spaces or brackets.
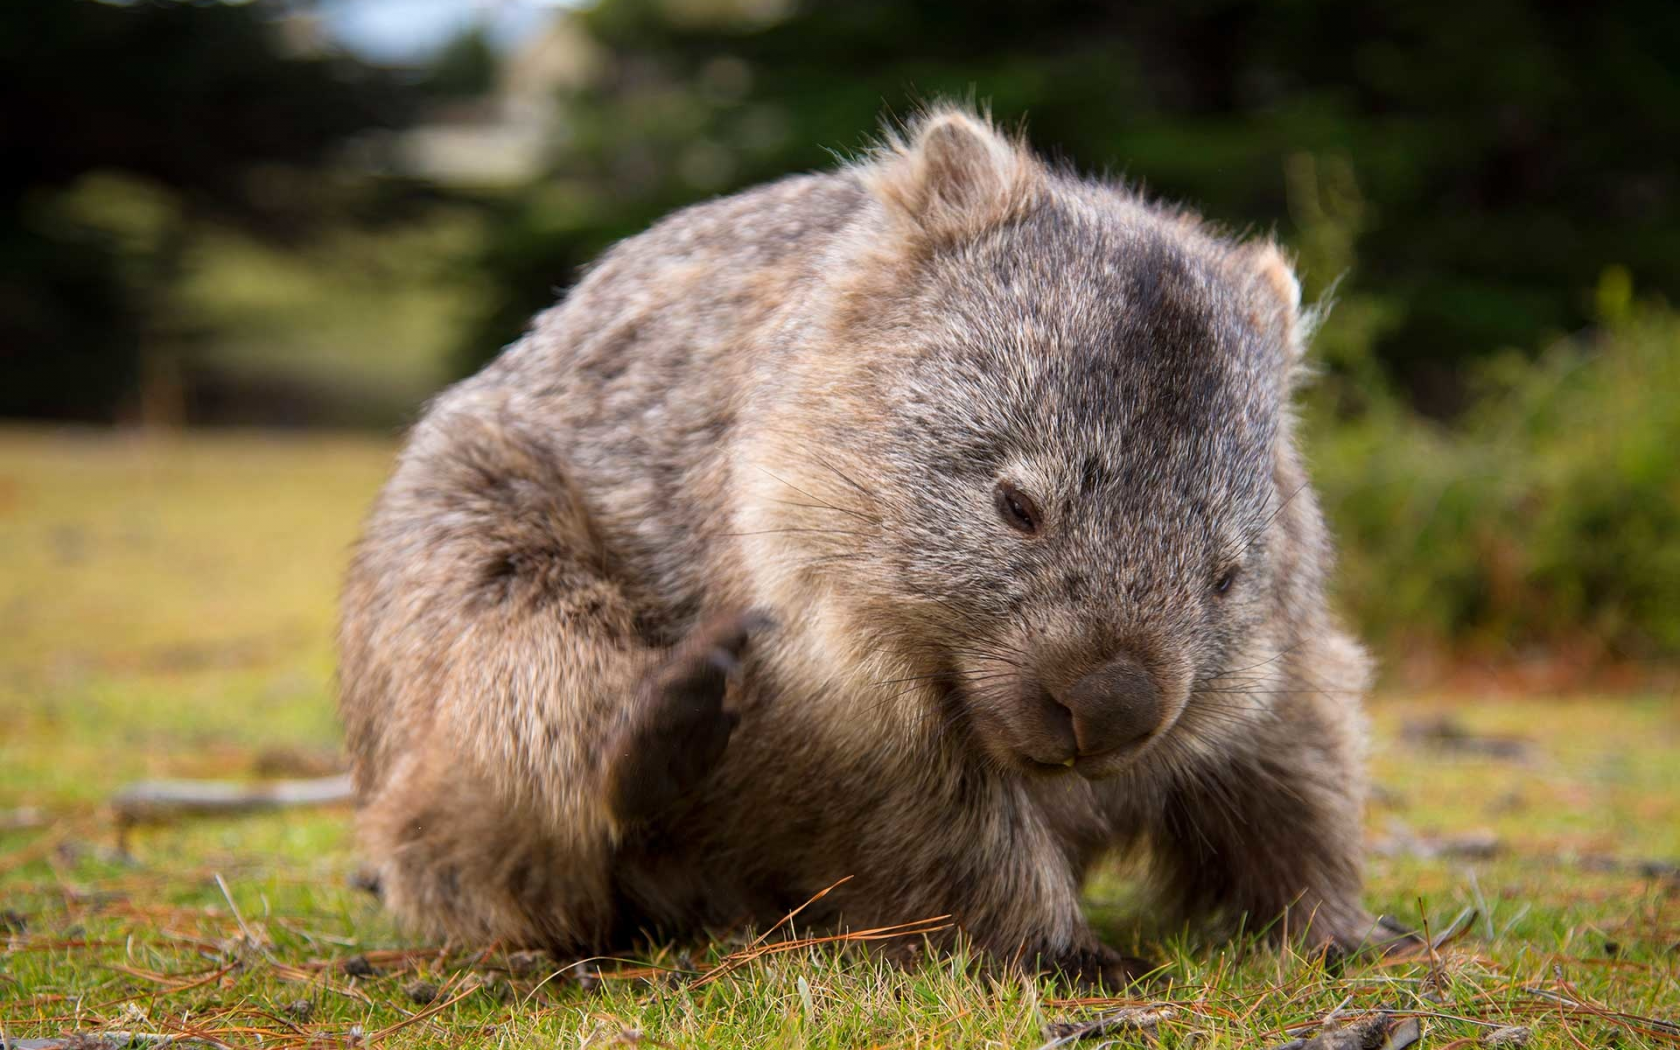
419,22,500,100
174,209,487,427
0,0,413,218
0,208,141,420
0,0,419,421
1314,302,1680,661
457,0,1680,414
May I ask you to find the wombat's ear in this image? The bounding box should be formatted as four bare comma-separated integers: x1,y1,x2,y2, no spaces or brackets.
1235,240,1312,374
860,106,1045,244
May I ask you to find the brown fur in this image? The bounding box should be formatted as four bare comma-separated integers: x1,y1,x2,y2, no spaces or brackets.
339,106,1405,983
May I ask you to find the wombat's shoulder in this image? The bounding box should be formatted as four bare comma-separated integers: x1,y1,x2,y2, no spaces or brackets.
480,171,866,388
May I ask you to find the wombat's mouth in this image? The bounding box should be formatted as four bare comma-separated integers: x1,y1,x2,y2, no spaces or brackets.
1021,742,1152,779
1018,707,1184,780
1023,756,1080,775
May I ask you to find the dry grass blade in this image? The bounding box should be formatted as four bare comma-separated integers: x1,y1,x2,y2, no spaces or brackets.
1520,984,1680,1042
211,873,270,961
690,915,953,989
1430,907,1480,951
359,978,483,1044
718,874,854,958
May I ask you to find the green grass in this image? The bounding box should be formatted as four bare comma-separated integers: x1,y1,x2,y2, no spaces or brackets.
2,429,1677,1048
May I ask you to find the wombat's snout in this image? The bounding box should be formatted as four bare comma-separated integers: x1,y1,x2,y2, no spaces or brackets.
1050,654,1165,764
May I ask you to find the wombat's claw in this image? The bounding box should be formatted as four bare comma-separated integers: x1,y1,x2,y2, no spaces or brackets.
1052,944,1162,992
607,610,769,824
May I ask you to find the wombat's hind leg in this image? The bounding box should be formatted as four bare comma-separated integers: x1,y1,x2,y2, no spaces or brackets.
357,752,605,948
340,401,752,948
606,610,771,825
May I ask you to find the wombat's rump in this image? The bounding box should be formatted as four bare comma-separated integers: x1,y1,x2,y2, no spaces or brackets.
338,107,1408,984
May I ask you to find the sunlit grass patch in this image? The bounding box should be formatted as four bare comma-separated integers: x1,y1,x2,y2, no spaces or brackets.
2,430,1677,1047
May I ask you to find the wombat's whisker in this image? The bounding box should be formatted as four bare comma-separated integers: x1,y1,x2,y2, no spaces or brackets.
758,467,885,525
865,636,1030,670
874,669,1013,687
867,672,1017,711
727,527,875,538
765,498,872,515
1199,641,1308,681
1222,481,1311,563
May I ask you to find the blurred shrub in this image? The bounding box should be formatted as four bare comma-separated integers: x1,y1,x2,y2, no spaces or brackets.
0,204,142,420
457,0,1680,417
0,0,418,421
1314,297,1680,664
418,23,499,101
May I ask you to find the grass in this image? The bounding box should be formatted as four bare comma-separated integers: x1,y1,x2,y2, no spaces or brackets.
2,428,1677,1048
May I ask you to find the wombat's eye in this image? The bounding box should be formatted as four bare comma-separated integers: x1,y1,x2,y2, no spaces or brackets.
993,482,1041,535
1213,568,1239,595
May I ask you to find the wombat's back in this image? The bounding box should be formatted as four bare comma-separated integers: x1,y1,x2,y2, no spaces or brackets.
339,171,866,787
472,173,868,620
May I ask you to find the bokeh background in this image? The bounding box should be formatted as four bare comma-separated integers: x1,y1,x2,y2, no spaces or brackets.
4,9,1679,1044
3,0,1678,703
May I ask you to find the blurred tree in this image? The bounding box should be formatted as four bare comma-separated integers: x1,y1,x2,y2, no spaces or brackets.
420,22,499,100
459,0,1680,417
0,0,417,421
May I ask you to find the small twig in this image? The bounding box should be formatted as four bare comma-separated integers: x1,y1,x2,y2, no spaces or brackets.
1038,1005,1177,1048
1322,994,1356,1027
110,775,351,826
0,807,47,833
1,1032,222,1049
1271,1010,1394,1050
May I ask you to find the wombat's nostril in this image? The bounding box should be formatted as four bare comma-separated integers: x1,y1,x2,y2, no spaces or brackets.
1025,686,1078,766
1059,654,1164,757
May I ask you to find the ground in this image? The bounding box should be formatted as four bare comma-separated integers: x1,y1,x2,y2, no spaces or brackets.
1,429,1676,1048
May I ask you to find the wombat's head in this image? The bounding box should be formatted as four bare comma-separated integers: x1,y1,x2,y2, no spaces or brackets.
746,108,1350,778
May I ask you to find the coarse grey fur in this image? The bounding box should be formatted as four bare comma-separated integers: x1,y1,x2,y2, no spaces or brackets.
338,107,1409,985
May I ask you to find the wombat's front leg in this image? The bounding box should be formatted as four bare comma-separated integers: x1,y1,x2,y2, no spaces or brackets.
1050,942,1160,991
606,611,767,824
893,809,1157,992
1150,699,1416,957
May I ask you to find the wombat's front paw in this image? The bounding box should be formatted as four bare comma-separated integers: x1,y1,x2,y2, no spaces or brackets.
1050,942,1161,992
606,610,771,824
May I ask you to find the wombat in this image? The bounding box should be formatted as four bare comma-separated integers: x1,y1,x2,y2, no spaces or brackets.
338,106,1410,986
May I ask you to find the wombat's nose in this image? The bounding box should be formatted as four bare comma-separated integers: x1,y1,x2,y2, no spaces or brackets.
1058,655,1164,757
